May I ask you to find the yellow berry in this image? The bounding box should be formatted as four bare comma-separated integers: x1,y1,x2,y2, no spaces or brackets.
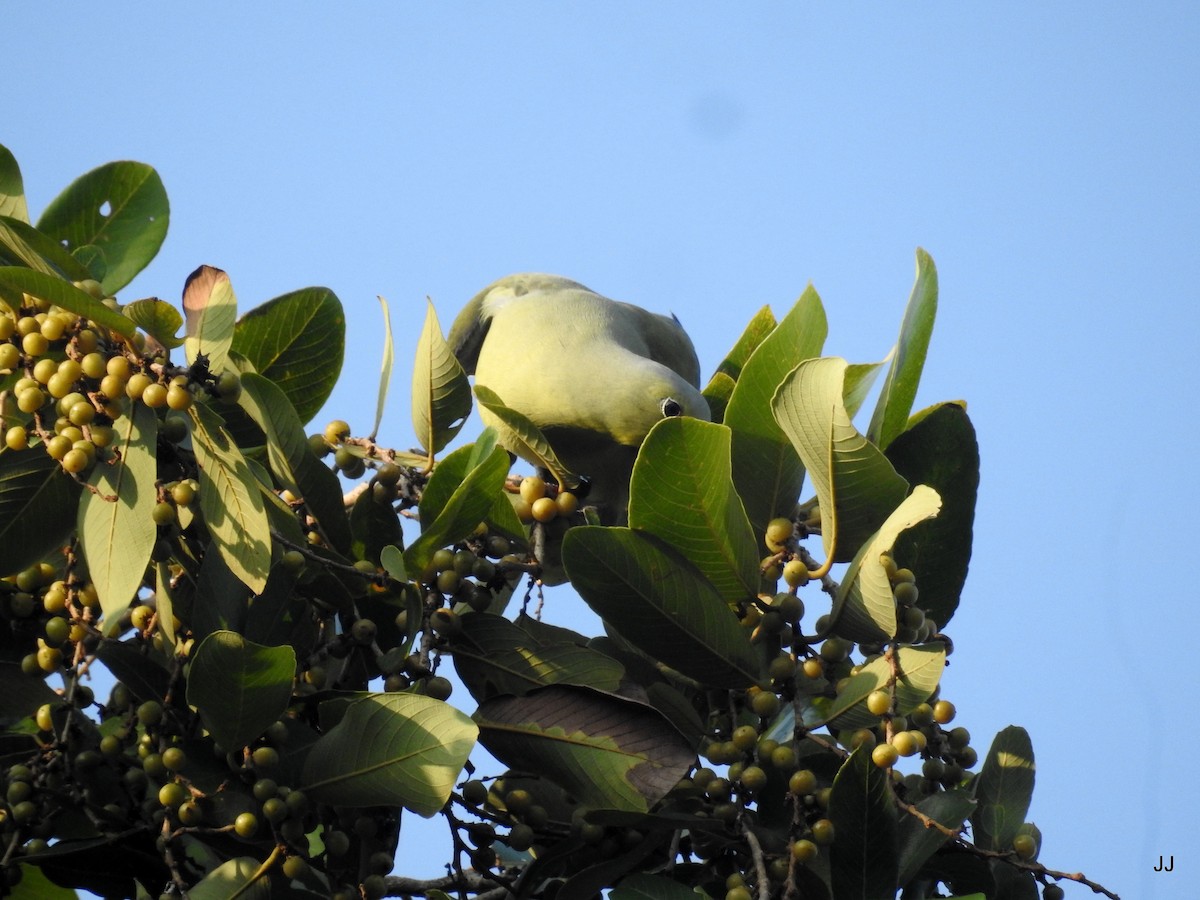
106,356,131,379
0,342,19,371
141,382,168,408
61,448,91,474
22,332,48,357
519,475,547,503
80,352,107,379
530,496,558,522
166,384,193,411
5,426,28,450
125,372,153,400
764,516,793,550
555,490,579,517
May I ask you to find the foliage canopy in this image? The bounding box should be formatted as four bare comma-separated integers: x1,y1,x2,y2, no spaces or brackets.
0,146,1114,900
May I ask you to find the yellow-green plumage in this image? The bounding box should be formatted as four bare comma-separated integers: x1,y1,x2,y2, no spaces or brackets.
449,273,709,520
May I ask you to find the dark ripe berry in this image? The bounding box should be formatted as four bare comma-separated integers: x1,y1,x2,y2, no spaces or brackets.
324,830,351,857
350,618,377,645
462,779,488,806
507,823,535,851
504,789,533,815
424,675,453,701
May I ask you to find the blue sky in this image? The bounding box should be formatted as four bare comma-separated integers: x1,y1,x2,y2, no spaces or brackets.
8,4,1199,897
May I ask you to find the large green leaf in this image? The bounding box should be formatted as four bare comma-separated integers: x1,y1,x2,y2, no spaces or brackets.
231,286,345,426
449,612,625,702
474,684,694,812
404,443,510,576
0,217,91,281
885,402,979,628
828,746,898,900
236,372,350,553
971,726,1035,852
0,145,29,222
35,160,168,293
188,402,271,593
78,403,158,636
867,248,939,450
897,788,976,886
561,527,762,688
830,485,943,643
371,293,394,438
472,383,580,490
800,642,946,730
628,417,759,602
0,448,81,576
412,299,472,457
302,692,477,816
773,356,910,563
183,265,237,374
703,304,777,422
186,631,295,751
0,267,136,337
724,286,827,537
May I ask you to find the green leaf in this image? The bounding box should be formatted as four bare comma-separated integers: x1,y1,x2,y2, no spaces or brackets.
971,726,1035,852
188,401,271,594
828,746,898,900
186,631,295,750
703,304,777,423
35,160,168,293
628,417,759,602
231,286,345,426
773,356,910,563
0,662,61,720
236,372,351,553
897,788,976,886
0,145,29,222
830,485,943,643
0,267,136,337
561,527,762,688
867,248,939,449
885,402,979,629
350,485,404,566
843,359,888,420
474,384,580,489
700,371,736,424
449,612,625,702
302,692,477,816
94,639,171,703
412,299,472,457
372,294,394,439
187,856,272,900
0,448,81,575
474,684,694,812
78,403,158,636
0,216,91,281
183,265,237,374
801,642,946,730
404,444,510,577
610,873,705,900
71,244,106,282
9,862,78,899
380,545,406,582
724,286,827,537
122,298,184,349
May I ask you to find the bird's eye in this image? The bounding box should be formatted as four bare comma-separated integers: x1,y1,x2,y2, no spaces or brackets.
661,398,684,418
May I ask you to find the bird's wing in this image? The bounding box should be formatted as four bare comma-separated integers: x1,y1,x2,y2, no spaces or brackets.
613,300,703,387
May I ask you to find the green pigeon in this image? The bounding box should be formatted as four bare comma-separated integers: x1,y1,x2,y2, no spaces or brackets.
449,273,709,522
